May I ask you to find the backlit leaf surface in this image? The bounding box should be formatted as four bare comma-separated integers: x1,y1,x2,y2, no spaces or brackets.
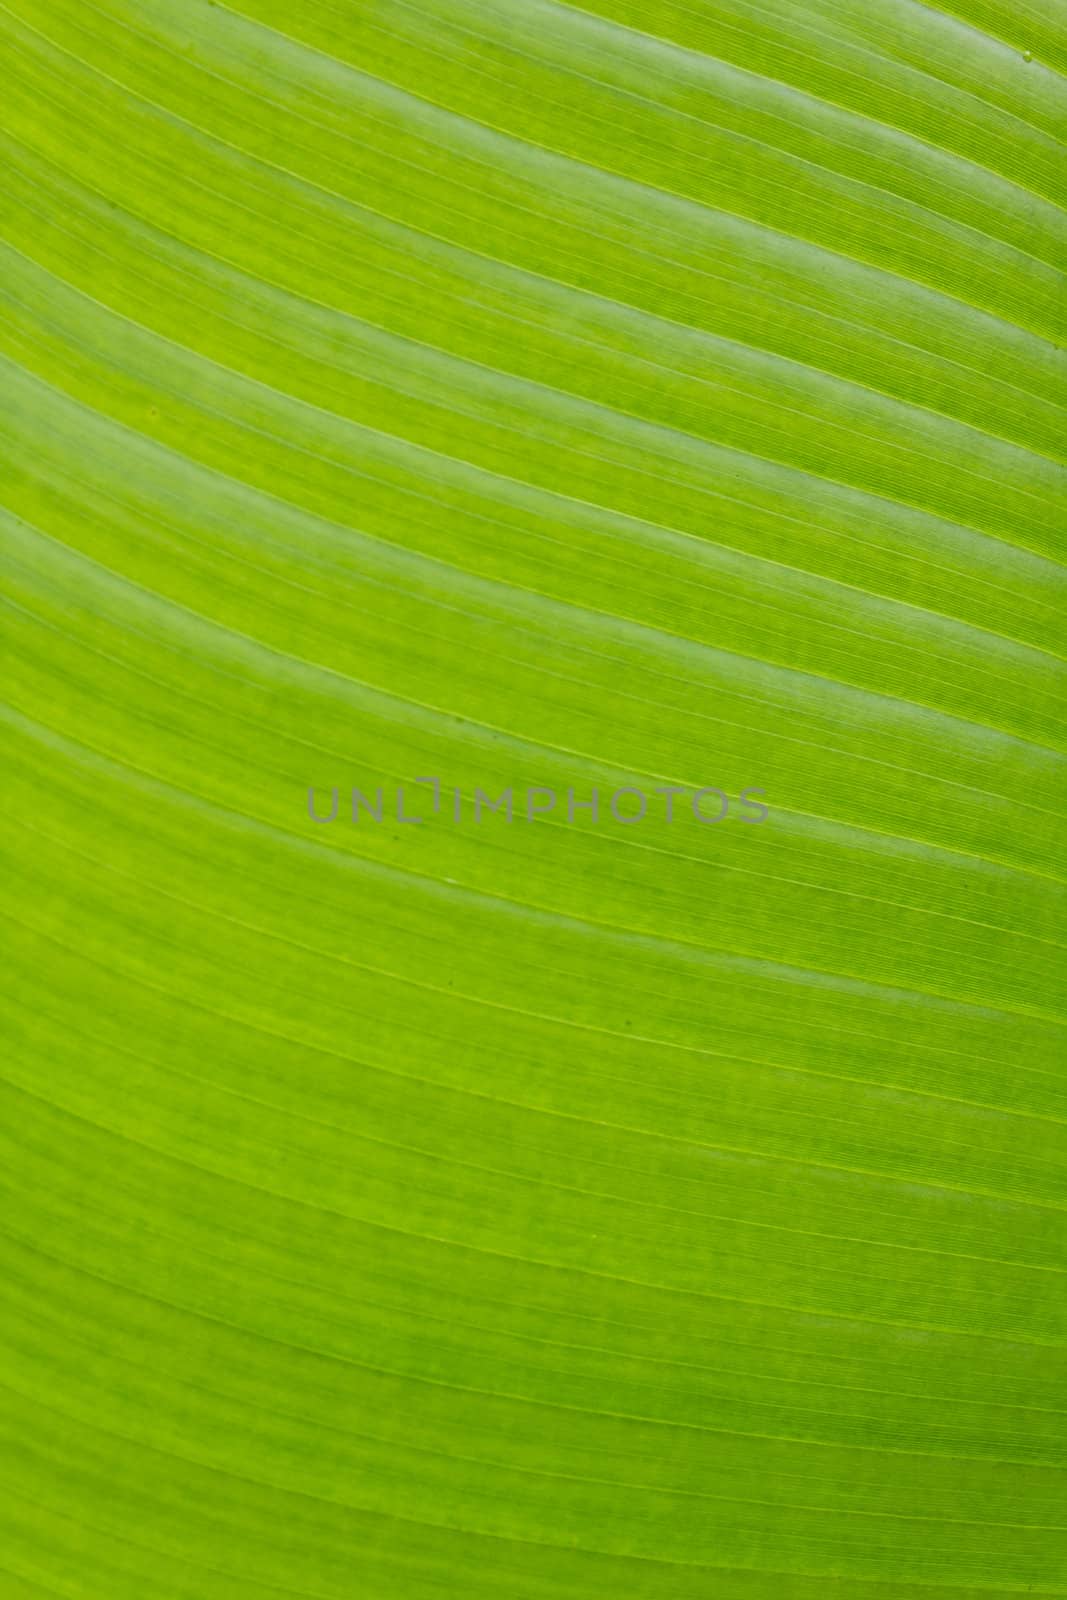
1,1,1066,1594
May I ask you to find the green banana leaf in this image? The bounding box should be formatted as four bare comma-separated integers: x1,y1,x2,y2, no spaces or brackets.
2,0,1066,1594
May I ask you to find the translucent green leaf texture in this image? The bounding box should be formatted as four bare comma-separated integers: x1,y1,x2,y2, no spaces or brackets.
2,1,1066,1595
